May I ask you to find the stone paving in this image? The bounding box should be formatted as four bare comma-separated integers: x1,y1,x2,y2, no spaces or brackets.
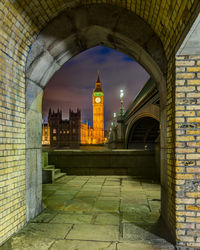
1,176,174,250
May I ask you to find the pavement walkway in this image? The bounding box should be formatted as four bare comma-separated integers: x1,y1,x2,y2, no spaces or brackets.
2,176,174,249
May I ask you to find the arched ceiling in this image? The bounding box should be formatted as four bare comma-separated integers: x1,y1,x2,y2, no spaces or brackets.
25,5,167,90
1,0,199,61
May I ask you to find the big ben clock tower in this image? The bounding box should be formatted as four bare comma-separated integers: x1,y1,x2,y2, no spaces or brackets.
92,72,104,144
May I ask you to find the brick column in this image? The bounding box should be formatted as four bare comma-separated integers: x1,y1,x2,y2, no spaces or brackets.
175,55,200,247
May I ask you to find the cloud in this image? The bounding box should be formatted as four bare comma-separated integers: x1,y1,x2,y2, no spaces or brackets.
43,46,149,128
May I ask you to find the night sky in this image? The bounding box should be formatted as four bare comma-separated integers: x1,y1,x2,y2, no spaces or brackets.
42,46,149,129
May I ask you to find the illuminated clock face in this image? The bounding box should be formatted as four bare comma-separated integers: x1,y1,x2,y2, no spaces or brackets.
95,97,101,103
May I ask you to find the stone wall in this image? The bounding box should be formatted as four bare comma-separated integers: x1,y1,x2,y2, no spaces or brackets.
47,150,157,179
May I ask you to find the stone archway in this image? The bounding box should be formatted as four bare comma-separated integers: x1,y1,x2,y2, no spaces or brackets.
25,4,168,233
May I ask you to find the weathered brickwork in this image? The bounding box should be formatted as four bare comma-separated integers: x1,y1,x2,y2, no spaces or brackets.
175,55,200,248
0,0,199,246
0,1,31,243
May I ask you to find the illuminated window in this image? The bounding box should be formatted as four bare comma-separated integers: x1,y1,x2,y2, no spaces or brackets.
67,130,69,134
53,129,56,134
73,128,76,134
53,136,56,141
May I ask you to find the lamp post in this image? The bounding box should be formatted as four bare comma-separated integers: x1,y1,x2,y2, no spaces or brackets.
113,112,117,126
120,89,124,116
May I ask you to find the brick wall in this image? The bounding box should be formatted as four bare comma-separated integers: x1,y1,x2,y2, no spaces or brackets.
175,55,200,247
0,1,36,244
0,0,199,246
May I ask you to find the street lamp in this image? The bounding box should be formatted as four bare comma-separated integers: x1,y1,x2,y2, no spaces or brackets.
113,112,117,126
120,89,124,116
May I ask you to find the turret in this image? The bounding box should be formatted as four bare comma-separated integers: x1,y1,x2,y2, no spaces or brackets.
94,71,103,92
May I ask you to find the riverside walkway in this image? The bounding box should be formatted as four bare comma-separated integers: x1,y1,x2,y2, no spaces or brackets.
2,176,174,249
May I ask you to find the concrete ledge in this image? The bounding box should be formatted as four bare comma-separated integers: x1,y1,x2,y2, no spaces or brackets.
46,150,156,179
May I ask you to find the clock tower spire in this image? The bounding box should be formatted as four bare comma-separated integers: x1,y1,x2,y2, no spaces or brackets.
92,71,104,144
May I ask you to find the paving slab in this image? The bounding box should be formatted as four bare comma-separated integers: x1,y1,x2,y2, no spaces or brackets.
122,222,170,244
104,182,120,186
121,197,147,205
100,191,120,197
93,200,119,212
58,186,81,192
120,203,150,214
51,213,92,224
117,242,174,250
43,199,68,211
94,213,120,225
63,200,93,213
81,185,102,191
122,211,149,223
2,175,174,249
74,196,96,203
66,224,119,241
87,180,105,184
31,212,57,223
18,223,72,239
47,194,73,201
50,240,116,250
1,235,54,250
42,190,55,198
75,191,100,198
53,189,77,196
98,196,120,201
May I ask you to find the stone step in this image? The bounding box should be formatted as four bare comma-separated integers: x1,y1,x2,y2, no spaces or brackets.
44,165,55,169
54,168,61,174
42,164,66,184
54,172,66,181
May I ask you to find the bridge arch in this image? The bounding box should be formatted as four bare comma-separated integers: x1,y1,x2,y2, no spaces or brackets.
126,116,160,149
125,104,160,148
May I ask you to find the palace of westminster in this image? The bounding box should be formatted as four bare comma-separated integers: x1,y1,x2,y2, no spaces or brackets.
42,73,105,147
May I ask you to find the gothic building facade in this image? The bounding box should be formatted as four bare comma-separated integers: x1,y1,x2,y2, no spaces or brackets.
44,108,81,148
42,73,105,147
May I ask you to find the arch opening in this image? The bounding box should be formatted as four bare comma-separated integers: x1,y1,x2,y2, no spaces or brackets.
127,116,160,181
127,117,160,150
25,4,168,241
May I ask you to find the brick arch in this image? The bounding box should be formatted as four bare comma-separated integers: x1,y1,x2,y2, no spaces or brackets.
2,1,199,62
